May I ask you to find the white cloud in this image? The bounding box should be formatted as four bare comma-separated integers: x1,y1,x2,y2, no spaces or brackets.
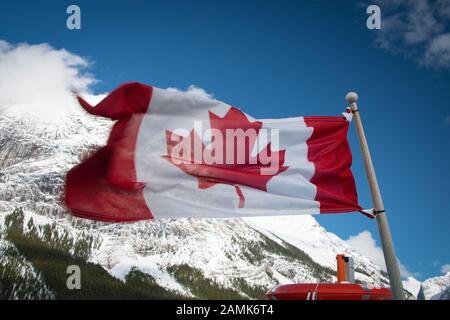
398,261,416,278
440,264,450,274
346,231,386,270
0,40,99,120
345,230,416,278
424,33,450,68
371,0,450,70
0,39,215,123
166,85,214,99
436,0,450,20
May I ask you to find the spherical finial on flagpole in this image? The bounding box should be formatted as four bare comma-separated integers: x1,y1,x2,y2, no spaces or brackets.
346,91,358,104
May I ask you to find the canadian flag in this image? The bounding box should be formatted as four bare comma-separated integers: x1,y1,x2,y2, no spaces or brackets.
64,82,362,222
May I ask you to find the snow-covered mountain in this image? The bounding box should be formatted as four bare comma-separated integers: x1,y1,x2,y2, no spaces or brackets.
416,272,450,300
402,273,450,300
0,109,396,299
403,276,422,298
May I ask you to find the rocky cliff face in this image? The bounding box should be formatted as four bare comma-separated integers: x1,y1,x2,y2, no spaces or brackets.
0,111,391,299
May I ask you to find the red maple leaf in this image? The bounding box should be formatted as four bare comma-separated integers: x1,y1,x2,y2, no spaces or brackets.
163,107,288,208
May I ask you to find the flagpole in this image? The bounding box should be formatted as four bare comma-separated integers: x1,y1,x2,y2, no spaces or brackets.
346,92,405,300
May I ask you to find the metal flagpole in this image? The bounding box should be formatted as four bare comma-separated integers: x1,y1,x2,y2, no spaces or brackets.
346,92,405,300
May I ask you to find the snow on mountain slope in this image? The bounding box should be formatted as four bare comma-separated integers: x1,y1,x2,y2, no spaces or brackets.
430,286,450,300
0,209,55,299
0,109,391,298
402,276,422,297
417,272,450,300
245,216,386,284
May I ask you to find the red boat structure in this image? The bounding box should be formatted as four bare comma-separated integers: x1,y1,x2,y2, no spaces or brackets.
266,283,392,300
265,254,393,300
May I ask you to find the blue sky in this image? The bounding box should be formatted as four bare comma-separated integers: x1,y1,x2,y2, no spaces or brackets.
1,0,449,280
